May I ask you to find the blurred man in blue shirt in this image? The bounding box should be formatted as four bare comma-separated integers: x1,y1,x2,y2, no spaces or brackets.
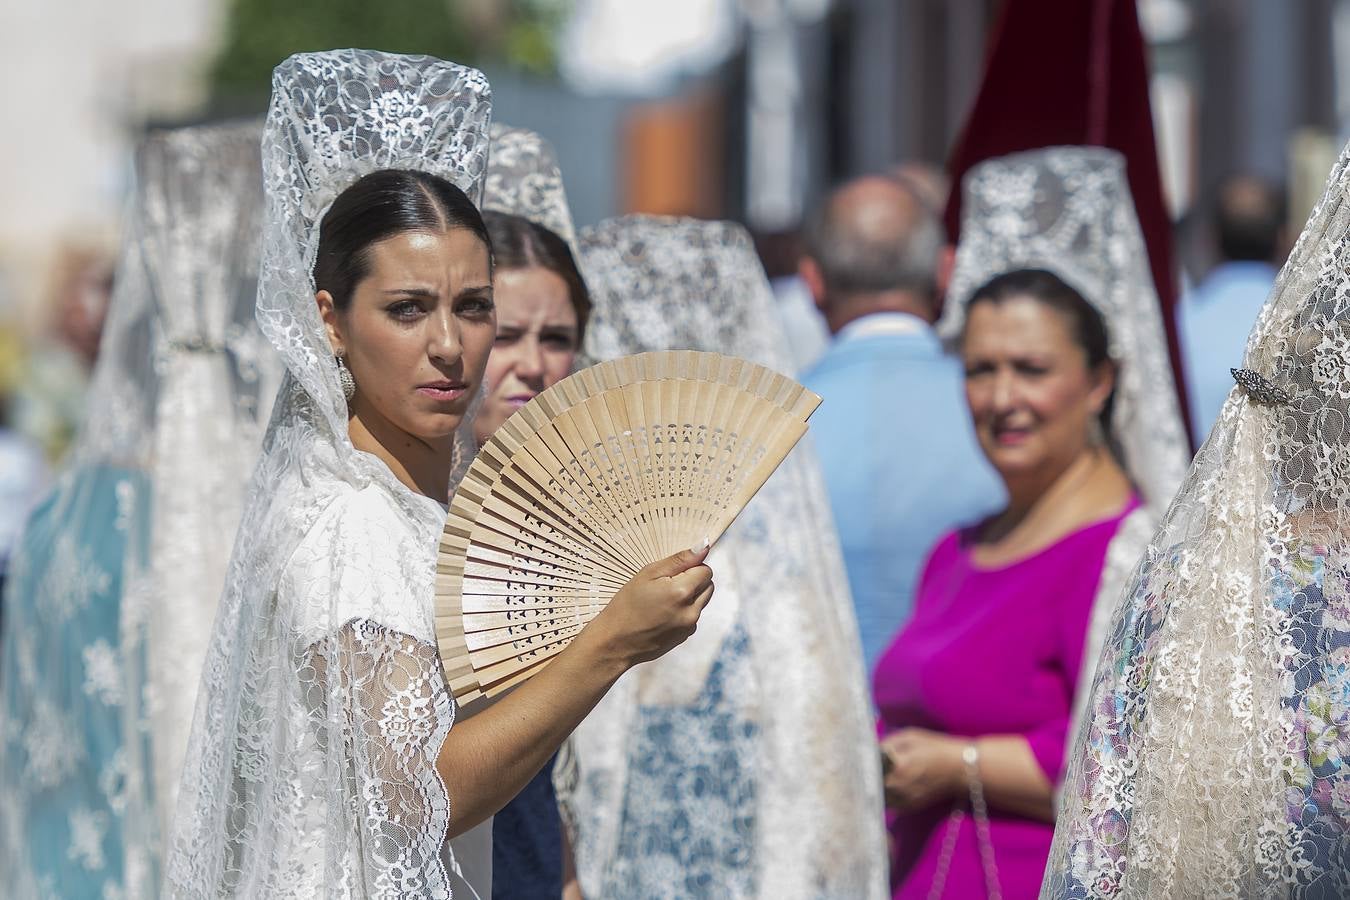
1178,176,1287,445
799,176,1004,672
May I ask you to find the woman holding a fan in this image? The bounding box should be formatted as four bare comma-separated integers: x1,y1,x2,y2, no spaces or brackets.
165,52,713,900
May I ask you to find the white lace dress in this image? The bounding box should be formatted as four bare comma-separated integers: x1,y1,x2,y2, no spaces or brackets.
166,437,490,898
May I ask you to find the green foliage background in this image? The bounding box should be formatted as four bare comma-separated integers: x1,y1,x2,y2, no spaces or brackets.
208,0,567,110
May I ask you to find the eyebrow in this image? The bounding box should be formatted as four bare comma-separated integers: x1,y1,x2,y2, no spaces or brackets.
382,287,437,299
456,285,494,302
381,285,495,302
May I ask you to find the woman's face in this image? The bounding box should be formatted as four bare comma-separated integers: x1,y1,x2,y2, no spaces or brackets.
473,265,579,444
961,295,1113,481
318,228,495,449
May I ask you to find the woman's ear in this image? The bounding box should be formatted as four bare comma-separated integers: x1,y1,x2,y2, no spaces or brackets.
1087,359,1117,415
315,290,345,355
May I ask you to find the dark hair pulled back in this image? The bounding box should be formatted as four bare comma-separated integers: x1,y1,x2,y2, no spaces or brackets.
313,168,491,310
965,267,1117,430
482,210,591,340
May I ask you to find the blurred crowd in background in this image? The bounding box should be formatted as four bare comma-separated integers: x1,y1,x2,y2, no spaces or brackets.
6,2,1350,897
3,0,1342,508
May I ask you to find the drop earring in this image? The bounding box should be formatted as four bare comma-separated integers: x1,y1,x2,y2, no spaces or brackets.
336,353,356,402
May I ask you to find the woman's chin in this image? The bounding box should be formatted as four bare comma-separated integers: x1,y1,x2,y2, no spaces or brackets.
407,412,467,445
984,444,1045,477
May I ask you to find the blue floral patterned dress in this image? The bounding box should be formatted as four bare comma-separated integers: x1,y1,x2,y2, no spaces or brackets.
601,625,760,898
0,466,156,899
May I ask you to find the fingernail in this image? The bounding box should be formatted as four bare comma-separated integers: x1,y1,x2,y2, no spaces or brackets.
690,536,710,554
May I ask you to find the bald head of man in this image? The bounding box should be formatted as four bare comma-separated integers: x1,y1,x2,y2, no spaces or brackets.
800,175,944,334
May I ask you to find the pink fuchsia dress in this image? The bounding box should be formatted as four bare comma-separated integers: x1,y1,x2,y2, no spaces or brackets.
872,495,1141,899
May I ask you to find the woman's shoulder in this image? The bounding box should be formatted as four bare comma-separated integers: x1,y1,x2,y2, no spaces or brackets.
281,483,439,643
1075,492,1144,542
285,484,406,557
919,529,969,576
1022,494,1142,569
305,479,442,545
961,493,1142,574
931,528,966,557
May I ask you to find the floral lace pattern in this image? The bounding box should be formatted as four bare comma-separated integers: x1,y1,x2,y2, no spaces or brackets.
942,147,1191,511
164,51,492,898
483,123,577,249
602,625,759,898
1044,137,1350,897
560,215,888,899
0,468,156,900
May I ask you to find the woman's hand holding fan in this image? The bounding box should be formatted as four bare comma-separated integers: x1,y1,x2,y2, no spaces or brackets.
436,350,821,709
577,541,715,670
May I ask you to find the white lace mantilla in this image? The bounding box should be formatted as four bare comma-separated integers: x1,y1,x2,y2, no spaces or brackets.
1043,133,1350,898
483,123,577,250
943,146,1191,512
165,50,492,898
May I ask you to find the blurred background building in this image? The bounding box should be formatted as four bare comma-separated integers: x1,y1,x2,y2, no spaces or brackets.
2,0,1348,456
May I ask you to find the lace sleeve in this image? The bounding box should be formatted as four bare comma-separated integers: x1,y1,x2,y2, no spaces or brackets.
300,618,455,896
267,487,462,898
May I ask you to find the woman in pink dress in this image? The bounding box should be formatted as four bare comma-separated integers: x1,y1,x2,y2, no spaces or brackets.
873,146,1194,899
873,268,1138,899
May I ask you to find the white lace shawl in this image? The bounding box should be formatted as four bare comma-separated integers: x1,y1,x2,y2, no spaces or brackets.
1043,135,1350,899
557,215,889,899
164,51,493,898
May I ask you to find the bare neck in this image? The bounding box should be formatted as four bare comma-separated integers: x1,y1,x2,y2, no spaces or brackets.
827,291,933,335
347,400,454,502
974,446,1133,567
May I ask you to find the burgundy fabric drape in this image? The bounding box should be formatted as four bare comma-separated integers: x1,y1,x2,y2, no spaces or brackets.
944,0,1194,444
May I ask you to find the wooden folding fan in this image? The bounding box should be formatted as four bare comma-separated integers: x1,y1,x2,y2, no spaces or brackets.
434,350,821,706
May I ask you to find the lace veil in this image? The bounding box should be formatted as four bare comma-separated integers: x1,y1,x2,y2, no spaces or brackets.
0,120,277,899
1043,137,1350,897
942,146,1190,511
165,51,493,898
943,147,1191,734
483,123,577,249
559,215,887,898
136,120,282,843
